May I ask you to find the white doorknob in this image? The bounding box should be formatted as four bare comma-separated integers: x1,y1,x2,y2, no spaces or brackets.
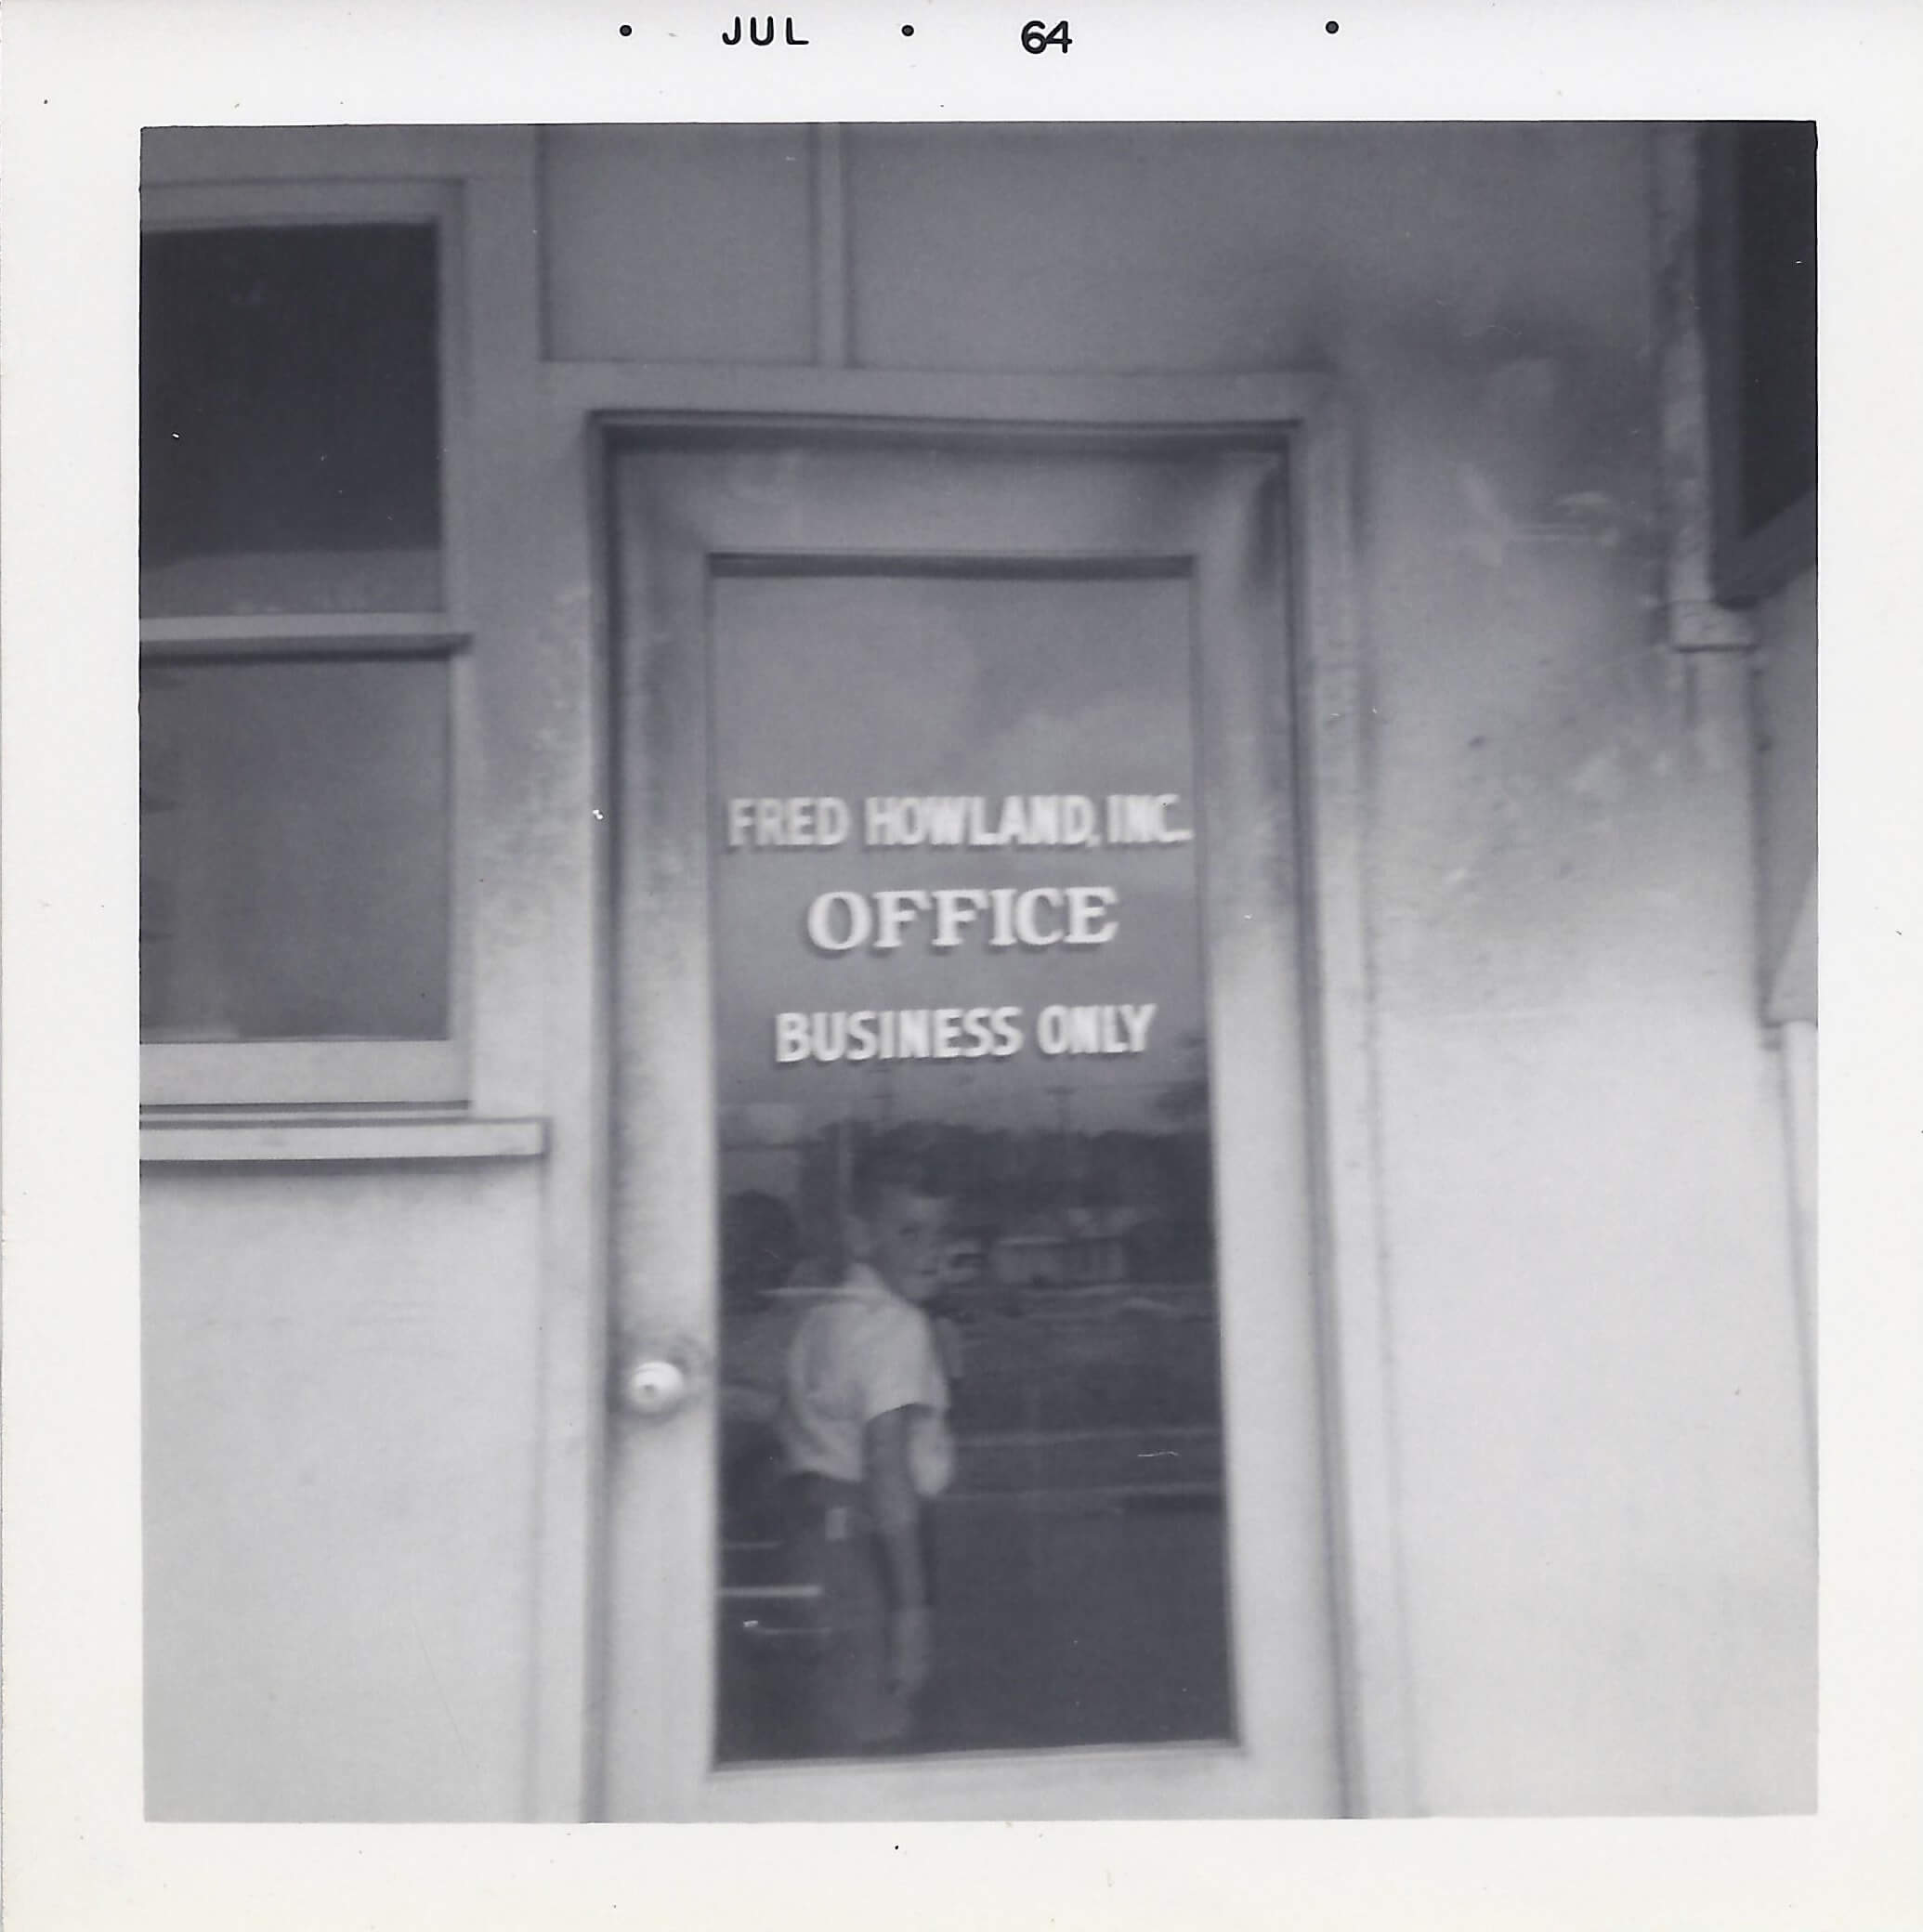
613,1338,710,1421
623,1357,688,1416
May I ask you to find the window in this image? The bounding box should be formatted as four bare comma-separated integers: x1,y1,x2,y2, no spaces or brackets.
141,222,444,616
140,183,467,1106
1702,123,1818,605
139,657,452,1044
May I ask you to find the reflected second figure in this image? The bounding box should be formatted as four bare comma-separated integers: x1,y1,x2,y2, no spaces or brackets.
718,1189,805,1493
775,1151,955,1755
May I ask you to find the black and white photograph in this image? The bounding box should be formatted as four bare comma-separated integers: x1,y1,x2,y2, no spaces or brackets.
129,113,1820,1824
3,3,1918,1927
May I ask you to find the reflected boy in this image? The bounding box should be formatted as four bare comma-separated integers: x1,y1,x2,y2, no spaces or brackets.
776,1153,955,1753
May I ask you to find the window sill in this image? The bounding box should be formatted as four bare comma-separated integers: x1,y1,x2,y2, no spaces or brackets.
138,1112,548,1165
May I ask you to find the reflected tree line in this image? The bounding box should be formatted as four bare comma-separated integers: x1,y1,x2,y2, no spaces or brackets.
723,1044,1223,1448
779,1113,1216,1294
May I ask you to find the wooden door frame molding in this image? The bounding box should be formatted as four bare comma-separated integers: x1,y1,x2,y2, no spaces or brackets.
574,371,1412,1819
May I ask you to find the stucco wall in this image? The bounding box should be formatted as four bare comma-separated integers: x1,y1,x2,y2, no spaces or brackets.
142,122,1814,1818
557,119,1813,1812
143,1165,545,1820
1754,567,1818,1011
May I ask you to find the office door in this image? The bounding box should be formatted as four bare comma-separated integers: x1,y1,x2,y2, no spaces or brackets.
601,426,1341,1820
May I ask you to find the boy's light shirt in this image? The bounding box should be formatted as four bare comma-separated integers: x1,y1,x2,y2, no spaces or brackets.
778,1261,955,1497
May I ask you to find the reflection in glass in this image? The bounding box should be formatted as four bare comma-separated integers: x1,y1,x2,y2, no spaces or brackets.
710,570,1233,1763
140,224,442,617
139,658,451,1041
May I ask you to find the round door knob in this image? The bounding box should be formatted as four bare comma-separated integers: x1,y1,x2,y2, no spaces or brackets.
621,1355,690,1417
612,1333,713,1422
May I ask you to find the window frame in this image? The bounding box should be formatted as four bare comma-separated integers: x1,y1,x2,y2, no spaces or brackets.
139,176,475,1108
1700,124,1818,607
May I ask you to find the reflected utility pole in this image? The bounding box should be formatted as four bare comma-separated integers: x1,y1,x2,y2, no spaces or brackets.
1048,1083,1075,1252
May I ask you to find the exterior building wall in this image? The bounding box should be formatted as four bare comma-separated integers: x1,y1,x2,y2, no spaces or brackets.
141,122,1815,1818
1754,566,1818,1007
143,1166,544,1820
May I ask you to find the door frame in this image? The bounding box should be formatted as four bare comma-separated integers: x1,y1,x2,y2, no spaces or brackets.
569,372,1408,1819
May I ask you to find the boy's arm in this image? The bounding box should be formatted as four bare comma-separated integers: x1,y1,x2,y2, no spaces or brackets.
864,1405,934,1695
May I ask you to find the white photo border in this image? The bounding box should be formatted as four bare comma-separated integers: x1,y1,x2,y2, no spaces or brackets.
4,0,1918,1926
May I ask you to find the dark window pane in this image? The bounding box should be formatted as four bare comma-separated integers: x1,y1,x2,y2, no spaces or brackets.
1734,124,1817,533
708,572,1233,1764
141,225,442,616
140,658,451,1040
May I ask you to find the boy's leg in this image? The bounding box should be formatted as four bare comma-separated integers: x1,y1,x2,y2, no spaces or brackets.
780,1475,921,1756
787,1482,912,1755
820,1529,912,1751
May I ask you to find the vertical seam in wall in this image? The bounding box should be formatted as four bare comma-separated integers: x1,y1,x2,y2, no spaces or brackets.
1775,1021,1820,1507
1292,435,1354,1816
1297,399,1421,1818
1347,525,1421,1824
1741,650,1772,1019
1720,653,1817,1509
811,124,851,370
1729,574,1815,1503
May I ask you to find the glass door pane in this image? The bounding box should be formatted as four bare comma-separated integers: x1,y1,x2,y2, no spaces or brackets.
707,568,1234,1762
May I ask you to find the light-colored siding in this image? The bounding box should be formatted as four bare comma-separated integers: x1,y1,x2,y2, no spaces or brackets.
541,124,816,363
143,1165,544,1820
1754,566,1818,1012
